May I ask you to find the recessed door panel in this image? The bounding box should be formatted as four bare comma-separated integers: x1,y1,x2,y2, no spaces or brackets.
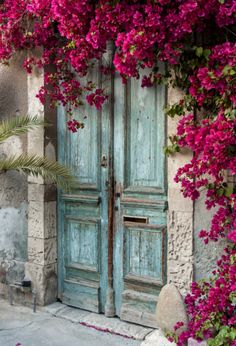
126,76,165,190
124,226,164,281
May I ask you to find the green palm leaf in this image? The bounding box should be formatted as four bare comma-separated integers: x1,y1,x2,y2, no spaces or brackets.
0,116,48,143
0,154,76,190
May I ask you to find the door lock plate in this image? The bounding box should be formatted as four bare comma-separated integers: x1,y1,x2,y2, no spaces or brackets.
101,154,108,167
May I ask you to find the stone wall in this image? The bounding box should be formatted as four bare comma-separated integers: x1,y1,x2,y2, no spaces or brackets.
194,193,229,281
0,54,28,296
0,57,57,305
167,86,194,296
167,86,229,287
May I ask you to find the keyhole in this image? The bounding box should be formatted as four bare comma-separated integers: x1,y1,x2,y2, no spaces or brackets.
101,154,108,167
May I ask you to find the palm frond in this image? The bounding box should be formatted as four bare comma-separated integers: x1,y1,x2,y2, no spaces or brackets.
0,154,76,190
0,116,49,143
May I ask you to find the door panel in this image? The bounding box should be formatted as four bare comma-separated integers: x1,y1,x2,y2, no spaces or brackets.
113,66,167,327
125,76,165,191
58,67,109,313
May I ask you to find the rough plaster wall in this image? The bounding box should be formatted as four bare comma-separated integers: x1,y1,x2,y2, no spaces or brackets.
194,193,228,281
0,55,28,295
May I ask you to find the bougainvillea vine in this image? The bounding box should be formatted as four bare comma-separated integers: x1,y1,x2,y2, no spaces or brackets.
0,1,235,345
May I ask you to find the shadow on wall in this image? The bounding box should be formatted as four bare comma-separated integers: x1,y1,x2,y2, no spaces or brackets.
0,54,29,296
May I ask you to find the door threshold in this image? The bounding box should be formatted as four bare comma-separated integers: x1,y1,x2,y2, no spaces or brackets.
42,302,153,340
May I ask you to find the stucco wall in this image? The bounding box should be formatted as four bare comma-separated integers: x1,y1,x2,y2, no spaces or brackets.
194,193,229,281
0,54,28,296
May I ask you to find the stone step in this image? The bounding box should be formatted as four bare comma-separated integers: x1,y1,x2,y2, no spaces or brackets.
43,302,153,340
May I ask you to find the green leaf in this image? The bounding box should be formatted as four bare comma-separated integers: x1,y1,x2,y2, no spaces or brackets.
224,185,234,198
164,144,180,156
67,40,76,49
0,116,48,143
229,68,236,76
196,47,203,57
0,154,76,190
222,65,231,75
203,49,211,60
229,328,236,340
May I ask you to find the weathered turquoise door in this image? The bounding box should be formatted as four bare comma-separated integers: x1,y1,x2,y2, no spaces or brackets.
58,65,167,327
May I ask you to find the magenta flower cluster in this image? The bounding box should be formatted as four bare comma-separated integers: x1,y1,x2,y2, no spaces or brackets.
0,1,235,345
173,246,236,346
175,113,236,243
0,0,235,113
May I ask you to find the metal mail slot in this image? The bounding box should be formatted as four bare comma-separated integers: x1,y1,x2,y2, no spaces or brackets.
123,216,148,224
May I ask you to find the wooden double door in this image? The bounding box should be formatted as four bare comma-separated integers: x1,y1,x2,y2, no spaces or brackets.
58,66,167,328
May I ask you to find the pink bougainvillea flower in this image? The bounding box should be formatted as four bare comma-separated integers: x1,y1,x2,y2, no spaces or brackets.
228,230,236,244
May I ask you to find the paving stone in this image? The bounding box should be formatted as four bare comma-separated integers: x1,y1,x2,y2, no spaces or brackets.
55,306,90,323
42,302,67,316
141,330,176,346
156,284,188,336
0,299,140,346
0,320,32,331
82,313,152,340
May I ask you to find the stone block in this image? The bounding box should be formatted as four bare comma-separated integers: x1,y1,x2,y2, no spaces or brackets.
28,237,57,266
44,202,57,238
168,189,193,212
82,313,152,340
167,149,192,190
28,201,56,239
167,260,193,296
28,126,45,157
28,183,45,202
28,174,44,185
25,262,57,305
0,136,23,157
194,192,228,281
156,284,188,336
55,306,90,323
28,201,44,238
28,237,45,265
168,211,193,261
44,238,57,265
